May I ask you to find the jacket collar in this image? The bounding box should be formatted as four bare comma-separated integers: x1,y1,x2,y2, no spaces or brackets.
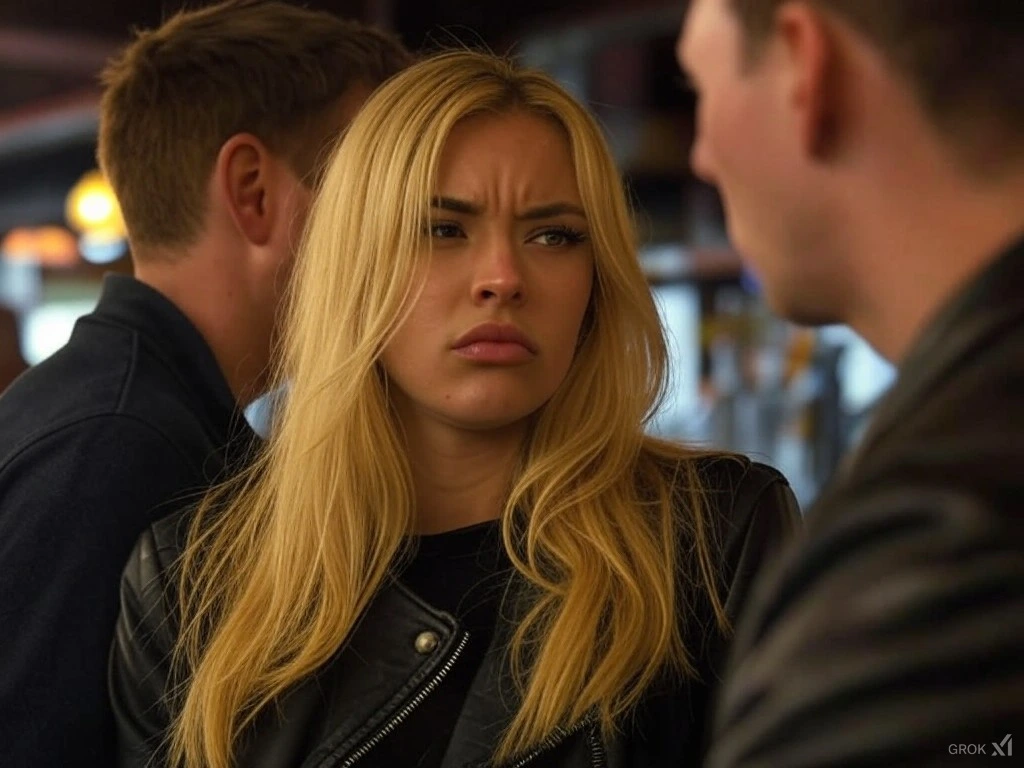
845,233,1024,476
249,582,461,768
89,274,255,457
270,576,588,768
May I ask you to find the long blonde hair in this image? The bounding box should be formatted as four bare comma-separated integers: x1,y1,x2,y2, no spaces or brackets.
170,50,730,768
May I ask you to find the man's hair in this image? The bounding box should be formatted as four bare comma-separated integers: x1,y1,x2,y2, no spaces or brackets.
97,0,412,250
731,0,1024,166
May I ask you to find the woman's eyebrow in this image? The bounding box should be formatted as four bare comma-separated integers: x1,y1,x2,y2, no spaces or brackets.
431,196,480,214
517,203,586,221
430,197,587,220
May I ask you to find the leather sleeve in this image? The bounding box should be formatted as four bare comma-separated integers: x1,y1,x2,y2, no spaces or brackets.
706,481,1024,768
672,459,802,766
714,463,803,625
109,521,182,768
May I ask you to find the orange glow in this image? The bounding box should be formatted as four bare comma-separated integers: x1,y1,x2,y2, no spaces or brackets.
1,226,80,267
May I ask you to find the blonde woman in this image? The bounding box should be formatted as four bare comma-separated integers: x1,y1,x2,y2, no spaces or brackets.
110,51,800,768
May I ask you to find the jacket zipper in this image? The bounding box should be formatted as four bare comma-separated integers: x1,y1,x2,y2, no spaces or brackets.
586,727,606,768
504,717,594,768
336,631,471,767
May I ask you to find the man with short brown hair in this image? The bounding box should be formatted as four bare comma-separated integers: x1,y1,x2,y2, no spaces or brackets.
678,0,1023,764
0,2,410,765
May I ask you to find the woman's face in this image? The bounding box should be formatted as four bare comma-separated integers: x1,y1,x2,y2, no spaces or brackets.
381,110,595,434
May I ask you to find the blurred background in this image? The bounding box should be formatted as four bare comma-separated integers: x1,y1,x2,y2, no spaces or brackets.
0,0,894,505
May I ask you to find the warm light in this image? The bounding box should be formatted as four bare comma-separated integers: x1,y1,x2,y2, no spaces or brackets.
78,192,115,225
1,227,79,267
66,170,126,238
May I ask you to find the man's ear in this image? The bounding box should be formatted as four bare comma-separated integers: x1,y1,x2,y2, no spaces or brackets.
213,133,277,247
776,2,838,159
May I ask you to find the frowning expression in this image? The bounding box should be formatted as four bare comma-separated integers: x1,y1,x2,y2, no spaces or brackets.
380,110,595,433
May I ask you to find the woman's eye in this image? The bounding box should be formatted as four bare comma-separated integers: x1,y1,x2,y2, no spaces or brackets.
531,227,587,247
429,222,464,238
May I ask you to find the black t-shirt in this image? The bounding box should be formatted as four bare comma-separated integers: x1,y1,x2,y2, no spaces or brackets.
371,520,511,767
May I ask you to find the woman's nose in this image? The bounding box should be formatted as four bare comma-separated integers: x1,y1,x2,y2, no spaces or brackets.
471,238,525,305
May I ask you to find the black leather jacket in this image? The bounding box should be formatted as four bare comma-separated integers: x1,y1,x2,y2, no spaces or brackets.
111,458,800,768
706,237,1024,767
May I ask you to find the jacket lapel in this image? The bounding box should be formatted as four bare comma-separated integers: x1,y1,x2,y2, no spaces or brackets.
439,605,521,768
238,583,461,768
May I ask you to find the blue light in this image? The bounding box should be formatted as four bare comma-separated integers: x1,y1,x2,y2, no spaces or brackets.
78,234,127,265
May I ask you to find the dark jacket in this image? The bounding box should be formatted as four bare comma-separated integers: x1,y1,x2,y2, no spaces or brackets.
707,236,1024,767
111,457,800,768
0,275,256,768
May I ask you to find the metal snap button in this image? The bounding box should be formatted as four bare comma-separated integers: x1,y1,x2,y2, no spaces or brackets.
414,631,440,654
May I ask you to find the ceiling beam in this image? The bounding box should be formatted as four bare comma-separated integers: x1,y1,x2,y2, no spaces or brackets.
0,26,119,74
0,91,98,162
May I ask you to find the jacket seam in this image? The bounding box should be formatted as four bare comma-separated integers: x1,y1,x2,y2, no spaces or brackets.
0,412,205,484
114,328,141,414
79,314,237,447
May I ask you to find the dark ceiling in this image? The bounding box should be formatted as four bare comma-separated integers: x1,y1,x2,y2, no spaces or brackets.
0,0,687,234
0,0,672,114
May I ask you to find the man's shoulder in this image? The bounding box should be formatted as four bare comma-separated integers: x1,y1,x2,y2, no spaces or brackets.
761,354,1024,653
0,413,208,533
0,400,205,487
0,317,216,474
747,307,1024,636
0,316,136,436
706,270,1024,767
824,326,1024,536
713,455,1024,767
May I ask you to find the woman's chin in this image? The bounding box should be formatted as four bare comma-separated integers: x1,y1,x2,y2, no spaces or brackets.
434,402,541,434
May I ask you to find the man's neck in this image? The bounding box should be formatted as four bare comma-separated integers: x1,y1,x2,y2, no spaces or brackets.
134,252,270,407
843,168,1024,363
